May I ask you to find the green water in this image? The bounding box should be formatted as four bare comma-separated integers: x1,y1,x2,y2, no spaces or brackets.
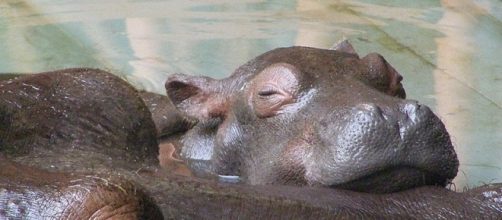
1,0,501,191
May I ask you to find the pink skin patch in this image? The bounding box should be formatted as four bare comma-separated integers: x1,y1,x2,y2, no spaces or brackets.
158,142,193,177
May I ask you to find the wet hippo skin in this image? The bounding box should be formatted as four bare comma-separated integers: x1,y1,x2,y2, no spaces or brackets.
0,41,501,219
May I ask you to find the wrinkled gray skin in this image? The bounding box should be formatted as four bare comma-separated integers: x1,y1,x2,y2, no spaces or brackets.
166,41,458,193
0,42,501,219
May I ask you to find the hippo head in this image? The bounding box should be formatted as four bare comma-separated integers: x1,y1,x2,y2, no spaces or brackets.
165,41,458,193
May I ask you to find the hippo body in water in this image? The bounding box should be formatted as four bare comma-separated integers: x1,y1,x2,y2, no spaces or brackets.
0,41,500,219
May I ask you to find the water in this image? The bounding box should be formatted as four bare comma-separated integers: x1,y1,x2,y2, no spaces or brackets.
1,0,501,191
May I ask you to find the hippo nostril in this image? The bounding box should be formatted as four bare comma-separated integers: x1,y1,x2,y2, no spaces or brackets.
400,100,433,123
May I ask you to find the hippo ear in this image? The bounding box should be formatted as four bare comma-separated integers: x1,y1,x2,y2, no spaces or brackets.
361,53,406,98
330,40,358,57
165,74,227,120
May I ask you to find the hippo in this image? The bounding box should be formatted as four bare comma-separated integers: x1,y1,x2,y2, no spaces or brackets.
164,41,458,193
0,41,500,219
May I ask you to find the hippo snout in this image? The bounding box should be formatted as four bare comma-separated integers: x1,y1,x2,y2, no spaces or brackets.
308,100,458,193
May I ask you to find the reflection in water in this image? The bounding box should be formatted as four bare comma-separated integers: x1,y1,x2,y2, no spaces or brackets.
126,18,172,92
294,0,344,47
435,0,502,189
435,0,474,189
0,0,500,190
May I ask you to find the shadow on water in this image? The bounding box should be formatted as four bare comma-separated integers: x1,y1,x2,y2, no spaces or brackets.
0,0,500,190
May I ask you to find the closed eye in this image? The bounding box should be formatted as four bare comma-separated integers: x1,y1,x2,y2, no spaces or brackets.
258,89,279,96
250,63,300,118
257,84,281,97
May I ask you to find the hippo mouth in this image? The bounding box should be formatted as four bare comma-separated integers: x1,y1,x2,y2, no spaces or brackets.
332,166,452,193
